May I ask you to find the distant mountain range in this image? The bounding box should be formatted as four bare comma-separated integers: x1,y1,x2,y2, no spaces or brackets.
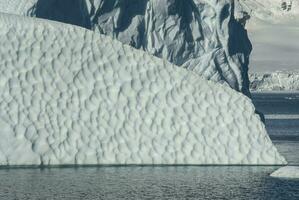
250,71,299,91
235,0,299,24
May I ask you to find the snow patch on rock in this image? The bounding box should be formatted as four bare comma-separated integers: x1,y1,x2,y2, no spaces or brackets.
0,13,286,166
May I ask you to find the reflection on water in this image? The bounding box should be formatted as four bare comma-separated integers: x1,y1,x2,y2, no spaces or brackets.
0,166,298,200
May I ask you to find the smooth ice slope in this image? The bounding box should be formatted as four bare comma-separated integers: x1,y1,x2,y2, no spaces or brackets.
271,166,299,179
0,0,252,96
0,14,286,166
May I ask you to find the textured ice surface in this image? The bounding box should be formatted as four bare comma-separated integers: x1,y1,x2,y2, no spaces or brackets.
84,0,252,95
250,71,299,91
0,14,286,166
0,0,37,16
271,166,299,179
0,0,252,96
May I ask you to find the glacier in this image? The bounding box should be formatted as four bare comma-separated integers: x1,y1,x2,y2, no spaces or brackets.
250,71,299,91
0,13,286,166
0,0,253,96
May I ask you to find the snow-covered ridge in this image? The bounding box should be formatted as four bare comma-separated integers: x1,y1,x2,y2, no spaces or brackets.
250,71,299,91
0,0,252,96
0,13,286,165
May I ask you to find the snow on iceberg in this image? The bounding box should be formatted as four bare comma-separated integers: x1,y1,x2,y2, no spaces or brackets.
271,166,299,179
0,13,286,166
0,0,252,96
0,0,37,16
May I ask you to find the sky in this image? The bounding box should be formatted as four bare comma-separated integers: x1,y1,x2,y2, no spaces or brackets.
248,20,299,73
242,0,299,73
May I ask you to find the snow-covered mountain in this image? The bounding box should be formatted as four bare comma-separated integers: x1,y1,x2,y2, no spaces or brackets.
0,0,252,96
235,0,299,24
250,71,299,91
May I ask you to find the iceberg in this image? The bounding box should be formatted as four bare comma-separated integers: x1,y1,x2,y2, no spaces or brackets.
0,0,252,96
0,0,37,16
0,13,286,166
271,166,299,179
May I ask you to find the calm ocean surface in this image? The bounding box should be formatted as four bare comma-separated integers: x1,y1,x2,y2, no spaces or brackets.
252,93,299,166
0,93,298,200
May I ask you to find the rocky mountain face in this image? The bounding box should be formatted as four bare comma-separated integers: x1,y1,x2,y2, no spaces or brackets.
0,0,253,96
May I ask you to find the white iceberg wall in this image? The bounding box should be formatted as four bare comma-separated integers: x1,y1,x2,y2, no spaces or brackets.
0,14,285,166
0,0,252,96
